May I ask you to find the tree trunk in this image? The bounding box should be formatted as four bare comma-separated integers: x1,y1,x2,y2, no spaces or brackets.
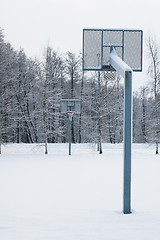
0,122,1,154
0,77,1,152
16,119,20,143
141,88,146,143
26,99,38,143
153,58,159,154
15,94,34,143
147,38,159,154
43,73,48,154
154,80,159,154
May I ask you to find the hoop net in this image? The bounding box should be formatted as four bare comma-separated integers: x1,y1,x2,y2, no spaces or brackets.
103,71,117,81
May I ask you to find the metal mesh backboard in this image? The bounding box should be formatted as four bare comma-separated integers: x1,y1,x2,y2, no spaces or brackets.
83,29,143,72
60,99,81,115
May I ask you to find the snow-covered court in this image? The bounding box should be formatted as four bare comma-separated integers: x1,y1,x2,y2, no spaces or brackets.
0,143,160,240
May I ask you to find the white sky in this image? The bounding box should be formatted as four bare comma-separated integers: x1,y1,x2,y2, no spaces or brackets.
1,0,160,90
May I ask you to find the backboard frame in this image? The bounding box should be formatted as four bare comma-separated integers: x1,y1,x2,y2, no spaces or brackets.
83,29,143,72
60,99,81,115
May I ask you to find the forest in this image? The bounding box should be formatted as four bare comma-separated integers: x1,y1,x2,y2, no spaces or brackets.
0,27,160,149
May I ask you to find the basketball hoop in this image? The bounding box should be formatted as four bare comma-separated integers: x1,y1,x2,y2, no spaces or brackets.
60,99,81,156
82,28,143,214
67,111,75,115
67,111,74,120
60,99,81,115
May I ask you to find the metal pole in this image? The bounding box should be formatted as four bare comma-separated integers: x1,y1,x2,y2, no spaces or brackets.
110,48,132,214
123,71,132,214
68,114,72,155
98,71,102,154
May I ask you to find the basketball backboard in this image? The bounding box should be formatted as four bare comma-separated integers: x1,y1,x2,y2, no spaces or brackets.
60,99,81,115
83,29,143,72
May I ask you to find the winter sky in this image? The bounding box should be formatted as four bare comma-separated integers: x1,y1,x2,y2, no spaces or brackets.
1,0,160,90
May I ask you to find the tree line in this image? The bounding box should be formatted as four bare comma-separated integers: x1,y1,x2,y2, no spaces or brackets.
0,28,160,153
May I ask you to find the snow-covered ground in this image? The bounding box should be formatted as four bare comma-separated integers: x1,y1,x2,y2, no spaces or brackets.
0,143,160,240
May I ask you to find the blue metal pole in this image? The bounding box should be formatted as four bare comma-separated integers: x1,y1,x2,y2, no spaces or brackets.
110,48,132,214
69,115,72,155
123,71,132,214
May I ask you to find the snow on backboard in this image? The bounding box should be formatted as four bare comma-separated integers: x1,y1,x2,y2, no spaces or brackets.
83,29,143,72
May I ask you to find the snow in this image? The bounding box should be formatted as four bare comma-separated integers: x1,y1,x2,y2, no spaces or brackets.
0,143,160,240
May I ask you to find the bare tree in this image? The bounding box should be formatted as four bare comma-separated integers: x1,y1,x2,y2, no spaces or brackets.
64,52,81,143
146,36,160,154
